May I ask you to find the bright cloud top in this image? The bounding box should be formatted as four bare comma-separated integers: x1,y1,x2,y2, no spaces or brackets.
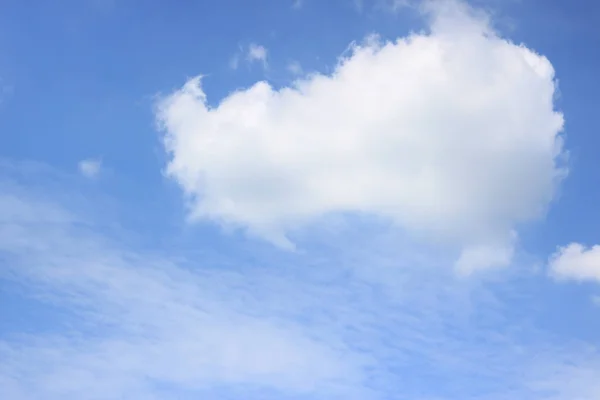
156,1,566,271
549,243,600,283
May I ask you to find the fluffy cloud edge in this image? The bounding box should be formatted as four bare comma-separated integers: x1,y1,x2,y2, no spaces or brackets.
157,0,566,271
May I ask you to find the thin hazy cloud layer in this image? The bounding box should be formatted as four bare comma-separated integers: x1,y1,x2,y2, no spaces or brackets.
0,187,358,399
1,167,599,400
247,43,268,66
78,158,102,179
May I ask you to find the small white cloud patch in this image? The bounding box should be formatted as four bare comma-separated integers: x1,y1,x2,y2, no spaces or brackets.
247,43,268,68
230,43,268,71
157,0,566,270
78,158,102,178
549,243,600,283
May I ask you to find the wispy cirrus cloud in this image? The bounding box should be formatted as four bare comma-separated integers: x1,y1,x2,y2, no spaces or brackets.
230,43,269,71
78,158,102,179
548,242,600,283
246,43,268,68
0,171,361,399
1,162,600,399
287,60,303,75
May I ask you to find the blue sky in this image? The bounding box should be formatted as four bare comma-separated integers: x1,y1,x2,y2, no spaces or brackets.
2,0,600,399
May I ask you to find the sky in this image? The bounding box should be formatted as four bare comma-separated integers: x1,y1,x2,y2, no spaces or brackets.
1,0,600,399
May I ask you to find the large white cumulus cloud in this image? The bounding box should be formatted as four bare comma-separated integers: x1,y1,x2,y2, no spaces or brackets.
156,0,566,271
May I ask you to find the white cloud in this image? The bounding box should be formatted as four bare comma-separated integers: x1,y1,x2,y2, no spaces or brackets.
230,43,268,71
158,0,565,271
548,243,600,283
455,233,516,275
78,158,102,178
246,43,268,68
